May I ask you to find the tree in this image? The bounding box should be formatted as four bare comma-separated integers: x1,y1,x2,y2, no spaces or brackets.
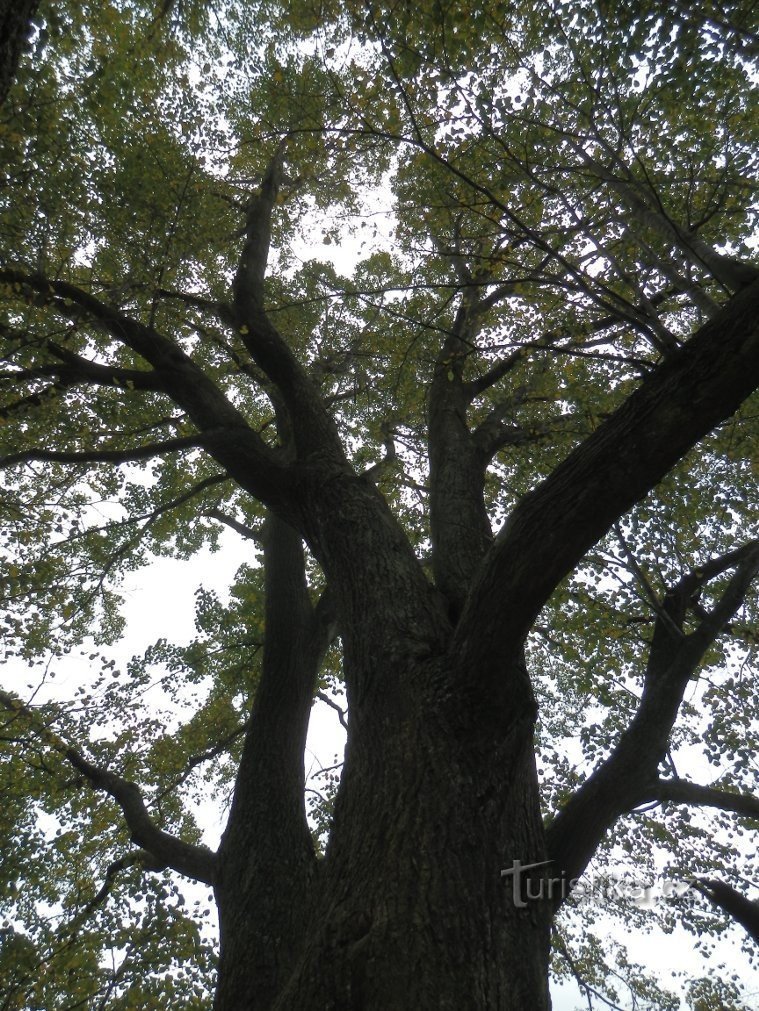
0,0,758,1008
0,0,40,107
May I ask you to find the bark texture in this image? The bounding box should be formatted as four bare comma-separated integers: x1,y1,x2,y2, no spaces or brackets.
0,0,39,106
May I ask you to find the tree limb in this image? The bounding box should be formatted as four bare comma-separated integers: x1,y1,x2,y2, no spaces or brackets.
215,512,324,1007
0,267,293,511
206,507,262,542
315,691,348,731
465,348,523,400
228,147,346,462
691,879,759,945
0,351,165,392
544,542,759,904
455,279,759,691
0,690,216,886
0,433,206,469
64,749,216,886
646,779,759,820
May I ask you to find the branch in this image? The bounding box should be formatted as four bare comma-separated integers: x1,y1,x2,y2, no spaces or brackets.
77,472,232,598
553,931,626,1011
0,433,206,469
646,779,759,820
692,880,759,945
206,507,262,542
544,542,759,903
467,286,679,404
688,542,759,650
465,348,523,400
0,0,39,106
472,393,576,460
0,349,165,392
227,149,346,462
567,141,759,294
0,690,215,885
65,749,216,886
360,428,398,483
0,268,292,511
154,286,229,317
50,340,165,389
455,278,759,685
315,691,348,731
233,142,286,303
215,513,323,1006
155,722,249,804
62,851,164,935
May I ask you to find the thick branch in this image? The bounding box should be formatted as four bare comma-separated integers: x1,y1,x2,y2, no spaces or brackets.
0,690,216,886
0,433,205,469
215,512,325,1006
360,428,398,483
65,749,216,886
0,0,39,105
428,290,493,614
456,279,759,685
227,151,345,463
464,348,523,400
206,507,261,542
0,268,293,512
646,778,759,820
0,352,165,392
692,880,759,945
545,543,759,903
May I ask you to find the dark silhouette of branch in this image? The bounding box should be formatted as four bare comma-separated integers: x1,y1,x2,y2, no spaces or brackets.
0,690,216,886
315,691,348,731
155,722,250,803
456,282,759,692
0,266,293,512
646,779,759,820
65,749,216,886
206,507,261,542
545,541,759,905
692,880,759,945
0,433,206,469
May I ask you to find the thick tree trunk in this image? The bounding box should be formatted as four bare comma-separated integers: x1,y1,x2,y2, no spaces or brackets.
0,0,39,106
214,641,552,1009
214,516,323,1008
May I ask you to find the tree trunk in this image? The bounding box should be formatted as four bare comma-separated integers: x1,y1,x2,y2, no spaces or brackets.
214,643,552,1009
0,0,39,106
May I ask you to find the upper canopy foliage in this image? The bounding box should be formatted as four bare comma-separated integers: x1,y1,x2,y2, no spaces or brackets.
0,0,757,1007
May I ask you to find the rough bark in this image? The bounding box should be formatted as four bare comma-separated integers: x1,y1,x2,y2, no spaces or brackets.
262,656,551,1010
212,503,552,1008
214,515,326,1009
428,293,493,617
0,0,39,107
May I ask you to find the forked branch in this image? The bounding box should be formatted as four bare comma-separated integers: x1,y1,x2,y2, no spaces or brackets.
65,749,216,886
0,690,216,886
544,542,759,904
